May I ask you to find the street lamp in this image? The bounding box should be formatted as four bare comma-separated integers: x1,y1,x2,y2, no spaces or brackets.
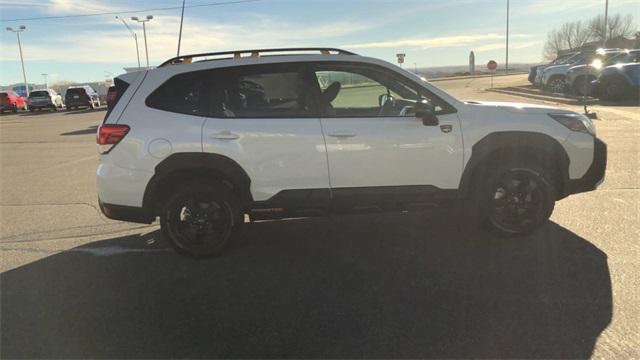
131,15,153,68
6,25,29,99
41,73,48,89
115,16,141,70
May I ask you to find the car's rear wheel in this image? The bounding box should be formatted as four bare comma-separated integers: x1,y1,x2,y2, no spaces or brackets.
601,78,629,101
160,182,242,257
476,162,555,236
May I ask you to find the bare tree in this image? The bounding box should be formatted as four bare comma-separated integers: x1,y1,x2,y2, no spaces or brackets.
543,20,593,59
543,13,637,59
589,13,635,43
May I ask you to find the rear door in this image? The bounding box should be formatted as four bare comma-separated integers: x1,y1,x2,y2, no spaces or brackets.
201,63,330,204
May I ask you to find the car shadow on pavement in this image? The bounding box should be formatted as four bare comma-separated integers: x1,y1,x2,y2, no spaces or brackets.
1,213,612,359
61,125,99,136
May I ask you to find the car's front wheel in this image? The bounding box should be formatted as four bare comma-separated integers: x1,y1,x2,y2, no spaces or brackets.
546,77,566,94
160,181,242,257
477,162,555,236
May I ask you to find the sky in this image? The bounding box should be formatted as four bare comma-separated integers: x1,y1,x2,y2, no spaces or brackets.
0,0,637,85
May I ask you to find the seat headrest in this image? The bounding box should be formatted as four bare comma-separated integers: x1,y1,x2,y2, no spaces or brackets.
321,81,341,103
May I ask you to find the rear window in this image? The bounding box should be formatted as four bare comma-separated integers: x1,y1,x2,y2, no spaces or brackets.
66,88,86,96
30,91,49,97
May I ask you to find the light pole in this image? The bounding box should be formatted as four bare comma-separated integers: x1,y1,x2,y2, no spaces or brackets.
116,16,141,70
6,25,29,99
41,73,48,89
131,15,153,68
505,0,509,74
603,0,609,46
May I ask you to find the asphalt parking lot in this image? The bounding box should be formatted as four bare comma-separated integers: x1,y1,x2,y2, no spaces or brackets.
1,74,638,358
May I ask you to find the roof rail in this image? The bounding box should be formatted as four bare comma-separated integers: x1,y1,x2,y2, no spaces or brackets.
159,47,357,67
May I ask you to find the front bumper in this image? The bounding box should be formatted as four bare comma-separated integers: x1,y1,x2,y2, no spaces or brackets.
566,138,607,195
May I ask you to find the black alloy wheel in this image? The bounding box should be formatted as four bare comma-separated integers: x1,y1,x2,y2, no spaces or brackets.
161,183,240,257
483,166,555,235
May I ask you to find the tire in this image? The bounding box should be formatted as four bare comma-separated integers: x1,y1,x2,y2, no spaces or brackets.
601,78,629,101
474,160,556,236
572,76,594,97
160,181,242,257
546,77,566,94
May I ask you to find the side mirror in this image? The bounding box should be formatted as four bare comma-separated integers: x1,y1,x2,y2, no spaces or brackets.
415,99,438,126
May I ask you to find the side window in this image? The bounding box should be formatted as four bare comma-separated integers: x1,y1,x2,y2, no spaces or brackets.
226,70,314,118
314,65,448,117
146,65,317,118
146,72,210,116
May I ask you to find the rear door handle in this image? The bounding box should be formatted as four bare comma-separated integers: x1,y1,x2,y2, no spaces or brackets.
328,131,356,138
210,130,239,140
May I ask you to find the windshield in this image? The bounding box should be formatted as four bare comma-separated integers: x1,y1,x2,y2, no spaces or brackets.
606,51,640,65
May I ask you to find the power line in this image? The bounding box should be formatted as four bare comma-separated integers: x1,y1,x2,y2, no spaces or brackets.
0,0,261,22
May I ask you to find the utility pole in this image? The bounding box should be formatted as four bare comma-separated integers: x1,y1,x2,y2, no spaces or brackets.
506,0,509,74
603,0,609,46
177,0,186,56
132,15,153,68
116,16,141,70
6,26,29,100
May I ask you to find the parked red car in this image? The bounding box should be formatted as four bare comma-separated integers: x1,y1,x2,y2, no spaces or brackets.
0,91,27,113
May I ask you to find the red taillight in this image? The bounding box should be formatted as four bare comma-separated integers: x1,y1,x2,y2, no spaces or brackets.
97,124,129,154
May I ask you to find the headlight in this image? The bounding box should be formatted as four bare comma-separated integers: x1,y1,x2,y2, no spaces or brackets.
549,113,596,136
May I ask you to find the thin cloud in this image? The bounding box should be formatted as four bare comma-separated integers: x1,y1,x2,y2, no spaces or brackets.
474,41,542,52
0,14,373,64
343,33,534,50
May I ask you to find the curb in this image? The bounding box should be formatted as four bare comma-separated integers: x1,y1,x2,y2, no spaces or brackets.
428,72,527,82
486,87,588,105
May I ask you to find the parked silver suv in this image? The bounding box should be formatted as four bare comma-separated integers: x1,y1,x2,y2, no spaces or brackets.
27,89,64,111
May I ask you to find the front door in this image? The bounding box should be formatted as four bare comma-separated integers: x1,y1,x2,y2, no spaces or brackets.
312,63,463,204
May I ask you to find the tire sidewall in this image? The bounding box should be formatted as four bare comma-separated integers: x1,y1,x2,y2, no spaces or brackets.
160,182,241,257
476,163,555,236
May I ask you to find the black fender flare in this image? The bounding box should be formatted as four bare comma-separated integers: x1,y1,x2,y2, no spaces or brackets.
143,153,252,211
458,131,571,199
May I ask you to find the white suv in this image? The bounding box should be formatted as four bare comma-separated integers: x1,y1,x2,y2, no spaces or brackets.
97,48,607,257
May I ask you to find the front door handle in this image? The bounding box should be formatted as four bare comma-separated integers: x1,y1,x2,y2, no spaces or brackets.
210,130,239,140
328,131,356,138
